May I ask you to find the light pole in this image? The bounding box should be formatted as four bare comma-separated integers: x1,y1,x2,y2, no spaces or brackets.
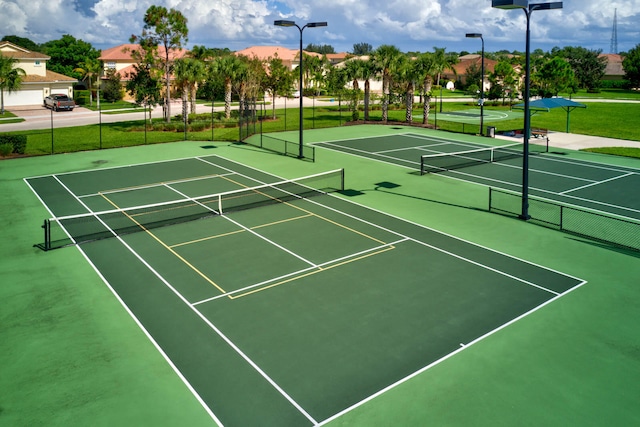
491,1,562,220
274,20,327,159
466,33,484,136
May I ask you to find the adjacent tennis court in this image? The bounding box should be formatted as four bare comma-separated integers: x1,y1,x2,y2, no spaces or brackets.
25,154,584,426
314,133,640,222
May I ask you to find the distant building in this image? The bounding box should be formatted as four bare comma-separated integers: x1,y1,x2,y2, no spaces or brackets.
98,43,189,100
0,41,77,107
599,53,625,81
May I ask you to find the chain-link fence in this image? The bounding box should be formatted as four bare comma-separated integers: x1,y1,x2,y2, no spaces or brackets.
489,187,640,252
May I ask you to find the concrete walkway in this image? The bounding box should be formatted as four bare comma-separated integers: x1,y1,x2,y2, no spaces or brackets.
495,130,640,150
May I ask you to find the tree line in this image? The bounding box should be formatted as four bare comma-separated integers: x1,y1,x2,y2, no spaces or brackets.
2,5,640,124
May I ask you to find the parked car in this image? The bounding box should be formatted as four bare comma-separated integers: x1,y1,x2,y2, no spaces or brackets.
44,94,75,111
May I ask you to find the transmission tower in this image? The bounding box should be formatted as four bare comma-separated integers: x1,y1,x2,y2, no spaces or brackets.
610,8,618,54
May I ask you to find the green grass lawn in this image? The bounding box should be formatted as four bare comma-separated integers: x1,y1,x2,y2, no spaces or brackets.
0,110,24,124
1,98,639,158
582,146,640,159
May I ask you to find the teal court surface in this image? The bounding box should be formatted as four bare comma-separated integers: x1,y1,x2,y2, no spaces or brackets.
314,133,640,221
24,154,585,426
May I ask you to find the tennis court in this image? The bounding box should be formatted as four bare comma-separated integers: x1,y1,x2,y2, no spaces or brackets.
414,108,523,124
25,154,584,426
314,133,640,222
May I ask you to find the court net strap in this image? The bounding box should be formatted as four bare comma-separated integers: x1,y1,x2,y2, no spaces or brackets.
38,168,344,251
420,142,523,175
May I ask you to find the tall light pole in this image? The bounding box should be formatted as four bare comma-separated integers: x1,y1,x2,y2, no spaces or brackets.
466,33,485,136
274,20,327,159
491,1,562,220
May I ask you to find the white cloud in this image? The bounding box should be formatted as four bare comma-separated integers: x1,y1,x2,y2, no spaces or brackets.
0,0,637,53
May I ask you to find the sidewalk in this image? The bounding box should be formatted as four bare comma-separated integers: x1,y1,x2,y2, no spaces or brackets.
495,130,640,150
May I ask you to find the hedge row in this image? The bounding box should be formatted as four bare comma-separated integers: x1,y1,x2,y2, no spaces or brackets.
0,134,27,155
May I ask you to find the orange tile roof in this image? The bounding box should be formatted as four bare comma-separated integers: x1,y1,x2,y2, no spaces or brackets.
235,45,324,62
22,70,77,83
99,43,189,61
235,45,298,61
0,41,50,60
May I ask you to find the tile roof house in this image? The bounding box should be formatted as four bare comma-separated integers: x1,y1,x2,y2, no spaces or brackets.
99,43,190,82
234,45,323,70
0,41,77,107
442,54,499,91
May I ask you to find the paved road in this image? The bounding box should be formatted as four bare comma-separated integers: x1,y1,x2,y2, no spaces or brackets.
3,97,639,150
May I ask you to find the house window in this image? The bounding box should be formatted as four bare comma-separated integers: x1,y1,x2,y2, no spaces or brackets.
34,60,41,66
107,61,116,69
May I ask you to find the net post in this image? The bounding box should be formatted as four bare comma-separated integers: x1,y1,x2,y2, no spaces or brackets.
43,219,50,251
218,194,223,215
340,168,345,191
489,187,493,212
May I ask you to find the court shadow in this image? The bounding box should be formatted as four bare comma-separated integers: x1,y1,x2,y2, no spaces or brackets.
355,181,485,212
566,237,640,258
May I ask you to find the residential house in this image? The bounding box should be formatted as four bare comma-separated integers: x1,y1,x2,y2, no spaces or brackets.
98,44,189,100
0,41,77,107
442,54,498,92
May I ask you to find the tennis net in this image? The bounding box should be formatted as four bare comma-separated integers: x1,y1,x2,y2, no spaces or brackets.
38,169,344,251
420,142,525,174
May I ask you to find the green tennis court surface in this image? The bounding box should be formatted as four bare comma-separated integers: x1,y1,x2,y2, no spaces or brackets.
25,154,584,426
314,133,640,221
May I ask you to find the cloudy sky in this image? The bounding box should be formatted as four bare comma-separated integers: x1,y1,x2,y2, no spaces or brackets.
1,0,638,54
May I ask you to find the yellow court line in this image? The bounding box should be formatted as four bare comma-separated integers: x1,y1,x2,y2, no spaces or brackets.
218,183,388,246
169,213,313,248
169,229,246,249
99,193,228,295
229,245,396,299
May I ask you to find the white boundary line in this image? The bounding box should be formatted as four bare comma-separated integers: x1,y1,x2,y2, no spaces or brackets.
31,161,319,426
27,154,589,426
316,277,587,426
560,172,635,195
313,140,640,219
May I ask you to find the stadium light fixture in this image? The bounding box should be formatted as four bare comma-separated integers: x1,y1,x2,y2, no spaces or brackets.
491,1,563,220
274,20,328,159
466,33,485,136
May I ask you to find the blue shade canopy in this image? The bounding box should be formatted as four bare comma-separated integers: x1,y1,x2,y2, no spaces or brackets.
514,97,586,132
514,97,586,111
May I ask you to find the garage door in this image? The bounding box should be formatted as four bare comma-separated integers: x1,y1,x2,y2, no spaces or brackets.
3,89,45,106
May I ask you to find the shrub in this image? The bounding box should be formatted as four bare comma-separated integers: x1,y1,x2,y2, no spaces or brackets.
0,134,27,154
0,143,12,156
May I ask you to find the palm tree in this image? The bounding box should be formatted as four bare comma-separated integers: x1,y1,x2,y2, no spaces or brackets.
432,47,459,89
0,53,25,114
343,59,363,114
74,57,103,107
414,52,436,125
395,56,419,123
373,45,403,122
212,55,244,119
264,56,293,119
359,59,376,121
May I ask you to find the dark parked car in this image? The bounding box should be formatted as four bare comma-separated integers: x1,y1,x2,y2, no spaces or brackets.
44,94,75,111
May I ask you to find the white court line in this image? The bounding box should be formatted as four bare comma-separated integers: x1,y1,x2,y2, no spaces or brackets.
375,141,452,154
193,239,408,306
318,141,420,166
560,172,635,195
79,172,237,198
50,169,317,426
197,156,565,296
316,277,587,426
